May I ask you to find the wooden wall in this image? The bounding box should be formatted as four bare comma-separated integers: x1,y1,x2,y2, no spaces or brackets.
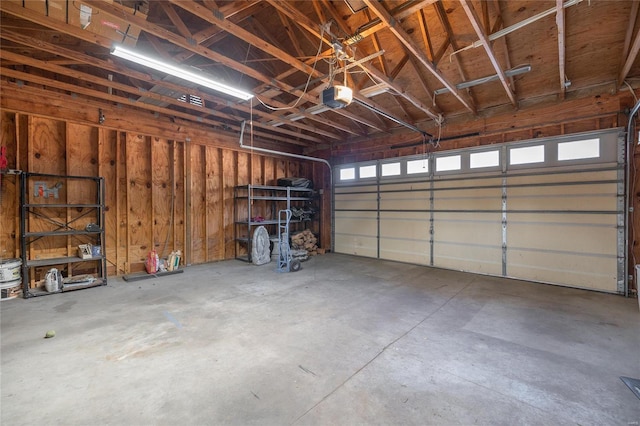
0,112,322,275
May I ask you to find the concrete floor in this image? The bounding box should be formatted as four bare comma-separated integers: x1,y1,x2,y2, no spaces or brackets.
1,253,639,425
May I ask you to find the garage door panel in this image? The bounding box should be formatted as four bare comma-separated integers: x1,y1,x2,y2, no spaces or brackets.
507,250,617,292
334,212,376,236
434,187,501,210
380,238,430,264
434,243,502,275
433,177,502,189
334,235,378,258
333,130,623,293
508,221,617,254
380,212,429,239
433,213,502,245
334,211,377,257
380,195,428,210
507,169,617,185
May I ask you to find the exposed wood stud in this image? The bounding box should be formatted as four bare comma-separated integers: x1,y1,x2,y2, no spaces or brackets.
363,0,474,114
460,0,517,108
556,0,566,100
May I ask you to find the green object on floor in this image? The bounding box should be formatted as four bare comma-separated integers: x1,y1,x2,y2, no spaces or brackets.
44,330,55,339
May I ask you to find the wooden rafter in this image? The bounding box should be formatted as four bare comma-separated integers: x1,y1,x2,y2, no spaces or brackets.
268,0,442,122
364,9,389,75
166,0,389,133
556,0,566,99
619,1,640,87
159,3,192,41
82,0,384,134
432,2,475,104
0,26,345,144
491,0,516,93
363,0,474,115
418,9,435,62
460,0,517,108
0,53,315,146
407,56,438,110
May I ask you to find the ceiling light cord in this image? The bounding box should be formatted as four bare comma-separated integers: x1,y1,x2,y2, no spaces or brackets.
256,25,327,111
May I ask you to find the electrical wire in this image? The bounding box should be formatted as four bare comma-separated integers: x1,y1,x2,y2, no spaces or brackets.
255,25,326,111
624,80,638,103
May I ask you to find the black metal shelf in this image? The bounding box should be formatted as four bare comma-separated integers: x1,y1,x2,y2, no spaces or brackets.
26,278,106,297
234,184,317,262
26,255,105,268
24,230,102,238
24,203,102,208
20,172,107,299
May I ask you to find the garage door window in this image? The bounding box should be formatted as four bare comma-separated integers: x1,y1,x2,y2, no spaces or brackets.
381,162,401,176
470,150,500,168
407,159,429,174
339,167,355,181
558,138,600,161
436,155,461,172
510,145,544,165
359,165,377,179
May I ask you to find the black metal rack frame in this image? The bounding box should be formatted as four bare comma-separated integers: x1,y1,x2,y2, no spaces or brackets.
20,172,107,298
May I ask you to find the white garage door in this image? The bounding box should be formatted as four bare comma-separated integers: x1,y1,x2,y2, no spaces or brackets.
333,129,625,294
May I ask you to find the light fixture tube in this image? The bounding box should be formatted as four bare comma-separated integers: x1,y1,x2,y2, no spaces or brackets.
111,45,254,101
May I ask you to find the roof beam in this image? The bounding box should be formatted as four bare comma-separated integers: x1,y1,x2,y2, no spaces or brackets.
166,0,388,133
159,3,193,41
0,53,312,147
83,0,383,134
460,0,517,108
433,2,476,107
619,28,640,88
269,0,443,122
0,28,344,143
418,9,435,62
556,0,566,99
363,0,475,114
619,1,640,87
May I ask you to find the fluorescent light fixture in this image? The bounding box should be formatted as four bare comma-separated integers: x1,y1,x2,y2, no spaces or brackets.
111,45,254,101
360,83,389,98
344,0,367,13
434,65,532,95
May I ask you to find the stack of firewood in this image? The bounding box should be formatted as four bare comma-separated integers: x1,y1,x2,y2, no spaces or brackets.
291,229,318,256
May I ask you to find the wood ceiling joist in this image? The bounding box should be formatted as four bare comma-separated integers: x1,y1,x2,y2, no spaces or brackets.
0,1,114,48
460,0,517,108
166,0,388,133
556,0,566,99
490,0,516,93
0,64,309,147
432,2,476,105
619,1,640,87
173,3,265,63
363,0,474,115
267,0,442,122
82,0,385,135
277,12,304,58
0,29,341,144
418,9,435,62
159,2,193,41
364,9,388,76
0,50,324,145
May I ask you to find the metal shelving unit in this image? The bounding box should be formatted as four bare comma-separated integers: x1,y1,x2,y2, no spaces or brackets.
234,185,316,262
20,172,107,298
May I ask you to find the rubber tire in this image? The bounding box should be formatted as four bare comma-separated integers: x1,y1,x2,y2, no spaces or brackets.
290,259,302,272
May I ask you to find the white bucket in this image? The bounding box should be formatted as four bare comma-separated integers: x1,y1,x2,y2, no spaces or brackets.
0,279,21,301
0,258,21,283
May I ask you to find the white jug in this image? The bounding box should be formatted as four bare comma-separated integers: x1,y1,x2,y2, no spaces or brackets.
44,268,61,292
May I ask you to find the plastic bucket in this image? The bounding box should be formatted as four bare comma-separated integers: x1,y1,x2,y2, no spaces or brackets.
0,279,21,301
0,258,21,283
